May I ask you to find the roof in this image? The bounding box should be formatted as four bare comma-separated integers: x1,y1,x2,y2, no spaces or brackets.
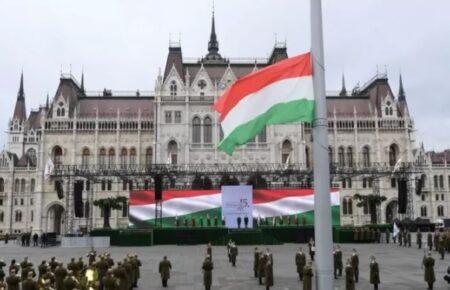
77,97,154,118
27,109,44,129
428,150,450,165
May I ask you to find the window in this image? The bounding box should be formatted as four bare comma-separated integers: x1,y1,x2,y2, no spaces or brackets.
169,80,177,96
20,198,24,206
174,111,182,123
391,178,396,188
421,194,426,201
108,148,115,168
281,140,293,164
128,180,133,191
258,126,267,143
363,201,369,215
347,178,352,188
434,175,438,188
30,198,33,206
305,146,311,169
26,149,37,167
101,180,106,191
15,210,22,222
53,146,63,165
0,199,3,206
342,178,346,189
14,179,20,193
328,147,334,165
439,175,444,188
30,179,35,193
338,147,345,167
363,178,367,188
438,205,445,217
203,117,212,144
420,206,427,217
362,146,370,167
441,194,445,201
192,117,201,143
81,148,90,168
122,201,128,217
20,179,26,193
122,180,127,191
0,178,4,192
167,141,178,165
145,147,153,166
165,111,172,123
120,148,128,168
436,194,439,201
107,180,112,191
129,148,136,166
389,144,398,167
30,210,33,222
86,180,90,191
342,197,353,215
99,148,106,168
347,147,353,167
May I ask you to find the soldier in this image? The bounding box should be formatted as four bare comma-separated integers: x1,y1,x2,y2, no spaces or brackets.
102,269,119,290
0,276,6,290
434,231,439,252
0,260,5,281
308,238,315,261
76,257,85,276
62,270,79,290
407,230,412,247
105,253,115,268
6,269,20,290
295,247,306,281
54,263,67,290
38,260,48,280
417,229,423,249
132,254,141,287
199,216,204,227
369,256,380,290
229,243,238,267
303,261,313,290
376,228,381,243
423,252,435,289
67,258,77,276
264,260,273,290
428,232,433,251
206,214,211,227
87,247,97,265
439,236,446,260
258,252,268,285
41,266,55,288
9,259,19,276
207,242,213,261
334,246,343,278
95,255,109,290
122,258,133,290
253,247,260,278
350,249,359,283
385,228,390,244
112,262,127,290
345,259,355,290
159,256,172,288
20,257,30,273
21,260,35,282
202,256,213,290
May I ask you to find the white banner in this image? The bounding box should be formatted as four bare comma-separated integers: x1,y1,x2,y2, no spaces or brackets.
221,185,253,229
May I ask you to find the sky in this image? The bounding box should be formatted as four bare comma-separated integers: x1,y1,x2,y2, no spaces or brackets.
0,0,449,150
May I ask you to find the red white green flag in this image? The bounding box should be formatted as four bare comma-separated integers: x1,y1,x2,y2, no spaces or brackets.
214,52,314,154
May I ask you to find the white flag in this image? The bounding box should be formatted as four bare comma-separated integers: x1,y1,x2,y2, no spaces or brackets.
44,158,54,180
393,222,400,238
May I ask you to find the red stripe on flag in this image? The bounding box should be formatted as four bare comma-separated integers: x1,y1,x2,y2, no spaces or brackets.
213,52,312,121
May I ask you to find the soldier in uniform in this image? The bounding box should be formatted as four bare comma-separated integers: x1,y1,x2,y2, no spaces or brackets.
6,269,20,290
122,258,133,290
439,236,446,260
253,247,260,278
295,247,306,281
202,256,213,290
369,256,380,290
21,260,35,282
334,246,343,278
112,262,127,290
76,257,85,278
303,261,313,290
38,260,48,280
40,266,55,289
385,228,390,244
54,263,67,290
423,252,435,289
102,269,119,290
350,249,359,283
258,252,268,285
264,260,273,290
428,231,433,251
158,256,172,288
49,257,58,274
62,270,79,290
105,253,114,269
434,231,439,252
407,230,412,247
22,270,39,290
96,255,109,290
67,258,77,277
9,259,19,276
0,260,5,282
132,254,141,287
417,229,423,249
87,247,97,265
345,259,355,290
229,243,238,267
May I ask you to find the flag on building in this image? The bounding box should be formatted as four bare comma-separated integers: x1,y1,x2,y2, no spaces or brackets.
129,188,340,228
214,52,314,154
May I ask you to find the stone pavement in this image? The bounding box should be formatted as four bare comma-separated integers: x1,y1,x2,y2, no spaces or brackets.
0,241,449,289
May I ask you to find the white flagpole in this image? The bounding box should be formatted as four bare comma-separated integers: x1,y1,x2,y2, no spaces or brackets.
310,0,334,289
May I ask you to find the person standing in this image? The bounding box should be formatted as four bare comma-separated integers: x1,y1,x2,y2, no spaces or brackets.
6,269,20,290
308,238,315,261
229,243,238,267
417,229,423,249
253,248,260,278
54,263,68,290
22,271,39,290
334,246,343,278
258,253,268,285
158,256,172,288
407,230,412,247
244,216,249,228
303,261,313,290
399,229,403,246
237,216,242,229
428,232,433,251
439,236,446,260
369,256,380,290
102,269,119,290
295,248,306,281
385,229,390,244
423,252,435,290
202,256,213,290
0,260,5,282
434,231,439,252
32,233,38,247
9,260,19,278
345,259,355,290
350,249,359,283
264,260,273,290
62,271,79,290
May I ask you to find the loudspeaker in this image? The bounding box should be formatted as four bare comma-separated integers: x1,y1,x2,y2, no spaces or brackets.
154,174,163,200
74,181,84,218
398,179,408,214
416,175,424,195
55,180,64,199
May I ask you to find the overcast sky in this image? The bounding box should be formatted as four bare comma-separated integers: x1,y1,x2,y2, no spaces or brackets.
0,0,449,150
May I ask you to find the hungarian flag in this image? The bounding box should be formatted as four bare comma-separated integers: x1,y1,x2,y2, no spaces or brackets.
214,52,314,154
129,188,340,228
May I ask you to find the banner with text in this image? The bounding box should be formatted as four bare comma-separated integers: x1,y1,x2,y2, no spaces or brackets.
221,185,253,229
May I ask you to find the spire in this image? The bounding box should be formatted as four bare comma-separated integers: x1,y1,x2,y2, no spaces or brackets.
13,72,27,122
339,74,347,96
45,93,49,109
205,8,222,61
18,71,25,100
398,73,405,100
80,70,85,93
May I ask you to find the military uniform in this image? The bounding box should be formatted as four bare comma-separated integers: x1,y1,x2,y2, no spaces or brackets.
258,254,268,285
370,260,380,290
264,261,273,290
132,255,141,287
159,258,172,287
385,229,390,244
207,244,212,260
6,273,21,290
22,277,39,290
9,261,19,276
122,259,133,290
54,265,68,290
345,263,355,290
350,252,359,282
423,255,435,289
295,251,306,281
230,245,238,267
333,249,343,278
38,262,48,279
202,258,213,290
62,274,79,290
103,274,119,290
96,257,109,290
112,264,127,290
417,231,423,249
253,249,260,278
407,231,412,247
428,232,433,251
434,233,439,252
439,237,446,260
302,263,313,290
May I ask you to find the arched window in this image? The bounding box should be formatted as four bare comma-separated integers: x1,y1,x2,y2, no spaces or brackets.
61,108,65,116
120,148,128,168
81,148,90,168
108,148,115,168
0,178,4,192
99,148,106,168
348,198,353,215
145,147,153,166
389,107,393,115
169,80,177,96
258,126,267,143
57,108,61,117
434,175,439,188
305,146,311,169
192,117,201,144
343,197,353,215
338,147,345,167
342,198,348,215
385,107,389,116
15,210,22,222
14,179,19,193
347,147,353,168
439,175,444,188
53,146,63,165
389,144,398,166
420,205,427,217
30,179,35,193
168,141,178,165
26,148,37,167
328,146,334,165
438,205,445,217
362,146,370,167
129,148,136,166
203,117,212,144
281,140,293,164
20,179,26,193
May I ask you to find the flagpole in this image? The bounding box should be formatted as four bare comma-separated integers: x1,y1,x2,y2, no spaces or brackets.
310,0,334,289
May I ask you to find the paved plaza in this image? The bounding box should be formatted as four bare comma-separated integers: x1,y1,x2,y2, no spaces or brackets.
0,241,449,289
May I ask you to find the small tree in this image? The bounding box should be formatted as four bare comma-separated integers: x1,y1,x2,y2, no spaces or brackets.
354,193,387,224
93,196,128,229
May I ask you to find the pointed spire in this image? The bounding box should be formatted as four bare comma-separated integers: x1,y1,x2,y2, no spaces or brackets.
205,7,222,61
398,73,405,100
80,70,85,93
339,74,347,96
18,71,25,101
13,72,27,122
46,93,49,109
